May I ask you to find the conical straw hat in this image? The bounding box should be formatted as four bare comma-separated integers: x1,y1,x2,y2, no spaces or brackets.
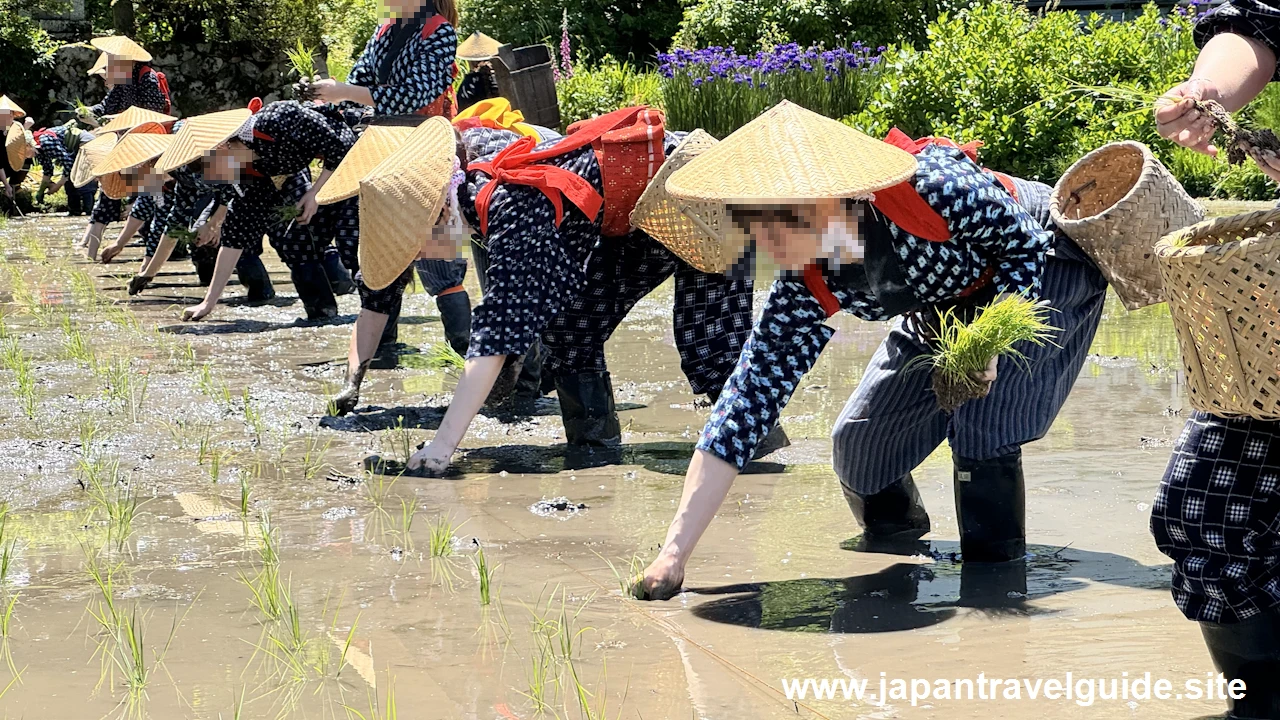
70,132,118,188
666,101,917,203
155,109,252,174
90,35,152,62
357,116,458,290
6,123,34,173
457,32,502,61
0,95,25,118
317,126,417,204
88,52,108,77
94,124,174,177
98,170,133,200
98,106,175,134
631,130,746,274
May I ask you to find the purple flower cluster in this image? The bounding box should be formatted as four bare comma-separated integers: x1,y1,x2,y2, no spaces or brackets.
657,41,883,84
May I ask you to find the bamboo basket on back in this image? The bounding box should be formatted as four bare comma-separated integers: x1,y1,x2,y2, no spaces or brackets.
1051,141,1204,310
1156,209,1280,420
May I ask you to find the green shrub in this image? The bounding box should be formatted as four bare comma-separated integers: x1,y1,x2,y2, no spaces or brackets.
462,0,683,62
673,0,967,55
556,55,664,127
0,0,59,104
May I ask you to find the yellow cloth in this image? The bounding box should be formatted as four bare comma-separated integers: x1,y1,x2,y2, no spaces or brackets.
453,98,542,141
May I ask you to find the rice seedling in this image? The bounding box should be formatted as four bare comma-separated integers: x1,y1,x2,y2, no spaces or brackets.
332,612,361,681
81,458,141,553
299,433,332,481
239,474,253,517
343,672,399,720
427,513,463,558
242,389,265,445
597,552,647,599
913,296,1057,413
2,338,38,419
102,301,140,331
68,268,100,308
362,471,399,514
275,203,303,228
473,543,497,607
425,342,465,373
380,416,414,465
197,362,232,405
3,266,44,324
0,591,19,677
285,40,316,80
20,232,47,264
240,515,284,621
398,498,418,550
0,540,15,587
60,312,97,366
521,587,602,715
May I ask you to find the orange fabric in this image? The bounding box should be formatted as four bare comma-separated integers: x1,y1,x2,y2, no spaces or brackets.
471,106,654,236
438,284,466,296
803,263,842,318
592,107,665,237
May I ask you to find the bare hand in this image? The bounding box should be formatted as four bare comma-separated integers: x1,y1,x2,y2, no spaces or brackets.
309,78,347,105
1248,146,1280,184
969,354,999,385
407,443,452,476
2,183,12,199
196,220,222,247
297,192,319,225
636,553,685,601
99,243,125,263
1155,78,1221,156
182,302,214,322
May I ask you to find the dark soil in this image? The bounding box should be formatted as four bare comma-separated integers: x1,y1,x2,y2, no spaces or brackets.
1200,99,1280,166
931,368,991,414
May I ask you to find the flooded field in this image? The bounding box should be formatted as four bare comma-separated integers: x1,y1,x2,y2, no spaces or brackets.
0,208,1262,720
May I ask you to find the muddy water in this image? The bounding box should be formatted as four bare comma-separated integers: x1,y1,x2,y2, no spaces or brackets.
0,210,1254,720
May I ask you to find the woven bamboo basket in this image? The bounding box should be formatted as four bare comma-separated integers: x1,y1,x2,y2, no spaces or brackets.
1051,141,1204,311
1156,209,1280,420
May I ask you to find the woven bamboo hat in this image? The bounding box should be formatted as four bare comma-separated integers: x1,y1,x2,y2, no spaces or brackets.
88,52,109,77
155,109,252,174
0,96,25,118
457,32,502,61
316,125,418,204
94,122,174,177
99,106,175,134
667,101,917,203
70,132,117,188
631,130,746,274
357,116,458,290
6,123,34,172
90,35,152,63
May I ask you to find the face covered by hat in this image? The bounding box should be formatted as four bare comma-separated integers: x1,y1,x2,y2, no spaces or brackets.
94,121,175,198
317,115,468,291
665,101,918,272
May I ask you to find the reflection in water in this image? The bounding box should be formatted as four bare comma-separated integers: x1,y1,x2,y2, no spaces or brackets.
690,544,1170,634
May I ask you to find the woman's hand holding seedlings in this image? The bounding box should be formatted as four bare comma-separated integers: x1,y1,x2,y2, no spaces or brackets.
1156,78,1221,156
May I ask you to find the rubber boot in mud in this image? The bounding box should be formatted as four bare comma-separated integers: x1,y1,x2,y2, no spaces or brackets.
436,290,472,357
842,474,932,554
556,371,623,469
289,261,340,322
953,451,1027,563
331,360,371,417
236,254,276,305
1200,609,1280,720
370,304,401,370
322,249,356,296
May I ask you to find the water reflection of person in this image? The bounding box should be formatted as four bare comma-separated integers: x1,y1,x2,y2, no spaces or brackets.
1152,2,1280,717
637,102,1108,602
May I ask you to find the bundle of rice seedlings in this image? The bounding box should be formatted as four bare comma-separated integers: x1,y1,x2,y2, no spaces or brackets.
919,296,1057,413
287,41,321,102
425,342,465,371
276,204,302,225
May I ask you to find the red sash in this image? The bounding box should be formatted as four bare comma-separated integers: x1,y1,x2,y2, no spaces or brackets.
471,106,664,236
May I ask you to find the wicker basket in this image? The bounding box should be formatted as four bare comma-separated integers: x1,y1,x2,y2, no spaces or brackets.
1051,141,1204,311
1156,209,1280,420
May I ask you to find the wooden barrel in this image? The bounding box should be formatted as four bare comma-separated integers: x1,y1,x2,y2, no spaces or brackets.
493,44,561,130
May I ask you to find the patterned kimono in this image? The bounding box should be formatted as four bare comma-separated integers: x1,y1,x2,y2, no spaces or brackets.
220,102,355,268
697,146,1108,491
458,129,755,396
34,125,97,214
1150,0,1280,626
89,64,169,225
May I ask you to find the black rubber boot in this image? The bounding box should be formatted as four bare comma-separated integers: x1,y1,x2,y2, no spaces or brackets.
556,371,622,447
512,339,546,410
235,254,276,305
370,304,401,370
289,261,340,321
486,354,526,408
953,451,1027,563
958,558,1028,609
1200,609,1280,719
322,249,356,296
844,474,932,551
331,360,370,417
435,290,472,357
171,241,191,260
194,255,215,286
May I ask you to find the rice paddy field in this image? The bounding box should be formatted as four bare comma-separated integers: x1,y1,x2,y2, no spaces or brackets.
0,205,1267,719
